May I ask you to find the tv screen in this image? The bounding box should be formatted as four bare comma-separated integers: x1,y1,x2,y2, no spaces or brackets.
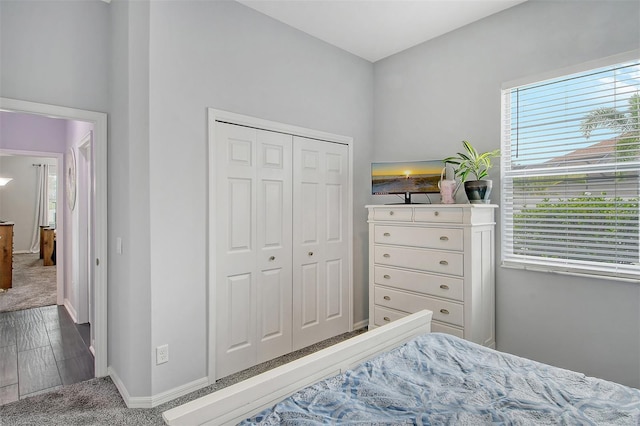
371,160,443,195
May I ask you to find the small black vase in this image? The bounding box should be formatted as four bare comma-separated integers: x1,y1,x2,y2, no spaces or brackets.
464,180,492,204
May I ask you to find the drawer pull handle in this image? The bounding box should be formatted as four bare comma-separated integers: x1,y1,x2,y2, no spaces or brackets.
439,260,448,265
383,232,391,237
383,295,391,301
383,316,391,322
440,309,450,315
434,211,440,216
308,251,314,256
383,254,390,258
269,256,276,261
440,236,449,241
383,274,391,279
389,211,394,216
440,284,449,290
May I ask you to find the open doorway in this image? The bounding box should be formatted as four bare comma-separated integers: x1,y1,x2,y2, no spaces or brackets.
0,97,108,382
0,152,61,310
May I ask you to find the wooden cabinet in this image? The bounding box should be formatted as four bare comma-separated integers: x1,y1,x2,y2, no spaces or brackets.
0,223,14,290
42,228,56,266
367,204,496,348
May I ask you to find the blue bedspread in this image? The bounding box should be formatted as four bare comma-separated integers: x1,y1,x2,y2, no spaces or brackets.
242,333,640,425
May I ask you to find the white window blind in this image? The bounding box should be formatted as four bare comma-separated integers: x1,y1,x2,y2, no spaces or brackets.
501,59,640,280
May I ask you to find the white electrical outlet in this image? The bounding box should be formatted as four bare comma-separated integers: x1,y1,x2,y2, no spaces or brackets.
156,344,169,365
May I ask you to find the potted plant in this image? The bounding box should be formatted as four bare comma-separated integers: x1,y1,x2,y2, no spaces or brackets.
443,140,500,204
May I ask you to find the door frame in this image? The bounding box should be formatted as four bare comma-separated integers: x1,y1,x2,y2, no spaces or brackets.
1,97,108,377
207,108,353,383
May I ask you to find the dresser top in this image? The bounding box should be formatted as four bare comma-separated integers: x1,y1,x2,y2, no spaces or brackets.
0,222,15,226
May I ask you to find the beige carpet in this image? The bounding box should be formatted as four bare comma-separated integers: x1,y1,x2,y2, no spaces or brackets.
0,253,57,313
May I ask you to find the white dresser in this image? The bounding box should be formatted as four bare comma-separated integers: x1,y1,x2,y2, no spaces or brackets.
367,204,496,348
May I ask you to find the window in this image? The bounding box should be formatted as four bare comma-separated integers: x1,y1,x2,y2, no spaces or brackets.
48,165,57,227
501,58,640,280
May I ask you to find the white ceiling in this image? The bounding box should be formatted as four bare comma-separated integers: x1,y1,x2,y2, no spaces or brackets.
236,0,527,62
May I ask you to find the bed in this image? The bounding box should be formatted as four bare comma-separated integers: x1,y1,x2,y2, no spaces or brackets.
162,310,640,425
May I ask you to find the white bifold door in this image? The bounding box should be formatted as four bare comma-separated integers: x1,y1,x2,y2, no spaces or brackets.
292,136,350,350
215,122,350,379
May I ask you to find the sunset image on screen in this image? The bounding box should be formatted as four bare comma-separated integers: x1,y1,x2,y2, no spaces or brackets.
371,160,442,194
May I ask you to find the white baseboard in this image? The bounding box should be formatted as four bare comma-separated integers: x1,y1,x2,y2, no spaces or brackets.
108,367,210,408
109,367,151,408
13,250,31,254
63,299,78,323
151,376,210,407
353,318,368,330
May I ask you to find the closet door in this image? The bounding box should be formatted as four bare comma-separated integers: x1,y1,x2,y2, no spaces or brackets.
215,123,293,378
292,137,350,350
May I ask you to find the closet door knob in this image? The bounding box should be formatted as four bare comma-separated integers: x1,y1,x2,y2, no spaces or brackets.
440,236,449,241
383,232,391,237
383,295,391,301
439,260,448,265
269,256,276,261
440,284,449,290
440,309,450,315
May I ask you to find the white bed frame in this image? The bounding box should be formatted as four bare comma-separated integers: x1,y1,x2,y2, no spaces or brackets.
162,310,433,426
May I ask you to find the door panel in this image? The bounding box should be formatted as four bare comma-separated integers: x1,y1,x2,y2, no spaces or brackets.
300,263,319,327
227,274,253,350
216,123,292,378
228,178,252,252
300,182,319,244
256,129,292,363
292,137,349,350
325,258,343,319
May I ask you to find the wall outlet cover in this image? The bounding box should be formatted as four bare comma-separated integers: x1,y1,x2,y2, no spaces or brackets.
156,344,169,365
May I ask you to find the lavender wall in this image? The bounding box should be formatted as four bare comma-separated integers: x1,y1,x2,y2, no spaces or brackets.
0,111,67,153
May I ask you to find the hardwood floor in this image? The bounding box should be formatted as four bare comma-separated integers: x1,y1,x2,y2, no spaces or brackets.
0,305,94,405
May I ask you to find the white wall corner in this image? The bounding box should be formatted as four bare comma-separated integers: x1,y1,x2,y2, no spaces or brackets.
353,319,369,331
108,367,153,409
63,299,78,324
108,367,210,408
151,377,210,407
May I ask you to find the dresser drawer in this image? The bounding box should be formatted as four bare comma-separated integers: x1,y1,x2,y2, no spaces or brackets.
374,245,463,276
372,305,408,327
374,225,463,251
413,207,463,223
374,266,463,301
375,286,463,327
370,207,413,221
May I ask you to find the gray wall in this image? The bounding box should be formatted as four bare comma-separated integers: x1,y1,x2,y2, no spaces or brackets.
0,0,110,112
373,0,640,387
109,0,153,398
146,0,373,394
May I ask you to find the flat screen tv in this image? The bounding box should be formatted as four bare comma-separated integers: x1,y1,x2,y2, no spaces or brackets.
371,160,443,204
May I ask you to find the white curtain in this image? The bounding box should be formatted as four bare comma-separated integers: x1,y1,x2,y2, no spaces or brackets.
30,164,49,253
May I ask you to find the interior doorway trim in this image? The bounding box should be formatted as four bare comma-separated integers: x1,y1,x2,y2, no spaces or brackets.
0,97,108,377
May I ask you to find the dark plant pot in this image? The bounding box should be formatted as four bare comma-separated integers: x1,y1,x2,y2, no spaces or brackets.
464,180,492,204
